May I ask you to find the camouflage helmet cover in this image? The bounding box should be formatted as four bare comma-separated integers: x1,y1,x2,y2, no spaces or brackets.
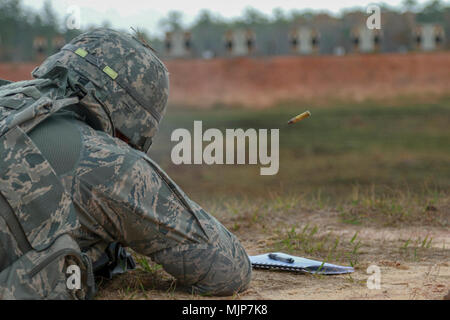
32,28,169,152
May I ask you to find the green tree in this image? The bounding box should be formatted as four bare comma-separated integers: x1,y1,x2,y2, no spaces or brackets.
241,7,268,25
417,0,445,22
402,0,419,12
159,11,184,32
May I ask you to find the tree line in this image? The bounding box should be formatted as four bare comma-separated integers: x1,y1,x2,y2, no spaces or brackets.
0,0,449,61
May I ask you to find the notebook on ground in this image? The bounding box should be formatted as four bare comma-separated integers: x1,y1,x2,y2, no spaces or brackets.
250,252,354,275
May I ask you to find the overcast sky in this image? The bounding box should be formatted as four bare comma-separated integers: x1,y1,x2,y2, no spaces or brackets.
22,0,433,37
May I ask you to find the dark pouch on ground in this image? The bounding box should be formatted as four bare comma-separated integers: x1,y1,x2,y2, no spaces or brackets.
92,242,136,280
0,227,95,300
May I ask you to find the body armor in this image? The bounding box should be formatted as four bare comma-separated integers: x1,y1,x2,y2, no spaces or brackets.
0,78,94,299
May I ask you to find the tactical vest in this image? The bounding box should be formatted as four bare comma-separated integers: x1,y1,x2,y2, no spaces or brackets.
0,78,95,299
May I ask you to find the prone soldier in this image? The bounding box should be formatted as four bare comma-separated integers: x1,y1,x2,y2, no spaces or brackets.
0,28,251,299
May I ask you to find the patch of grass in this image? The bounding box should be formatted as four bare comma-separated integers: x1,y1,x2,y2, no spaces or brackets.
339,185,449,227
400,235,434,261
272,224,363,268
135,255,162,274
207,187,448,232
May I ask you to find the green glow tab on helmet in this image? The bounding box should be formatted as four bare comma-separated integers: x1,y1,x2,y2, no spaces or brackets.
103,66,118,80
74,48,88,58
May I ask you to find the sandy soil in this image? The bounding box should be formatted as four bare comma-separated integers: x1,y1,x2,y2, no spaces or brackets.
242,262,449,300
96,209,449,300
237,210,450,300
240,233,449,300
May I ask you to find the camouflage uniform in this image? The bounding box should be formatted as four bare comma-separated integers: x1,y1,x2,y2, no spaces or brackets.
27,111,251,295
0,78,95,299
1,28,251,297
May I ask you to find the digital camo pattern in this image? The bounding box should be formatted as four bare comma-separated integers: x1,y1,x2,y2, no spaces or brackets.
0,76,78,137
0,234,92,300
0,80,80,251
33,28,170,152
0,215,22,271
0,126,78,250
0,79,91,300
66,122,251,296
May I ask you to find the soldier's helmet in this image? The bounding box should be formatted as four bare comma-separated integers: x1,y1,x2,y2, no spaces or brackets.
32,28,169,152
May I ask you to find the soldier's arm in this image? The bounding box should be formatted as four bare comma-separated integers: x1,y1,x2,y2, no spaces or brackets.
71,127,251,295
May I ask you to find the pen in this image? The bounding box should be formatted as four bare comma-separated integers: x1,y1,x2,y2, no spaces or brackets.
268,253,294,264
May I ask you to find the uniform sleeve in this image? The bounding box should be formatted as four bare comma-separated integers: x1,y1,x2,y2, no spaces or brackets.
70,124,251,296
71,124,209,254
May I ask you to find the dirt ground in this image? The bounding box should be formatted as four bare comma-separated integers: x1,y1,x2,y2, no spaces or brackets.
2,52,450,108
166,52,450,108
239,214,449,300
96,207,449,300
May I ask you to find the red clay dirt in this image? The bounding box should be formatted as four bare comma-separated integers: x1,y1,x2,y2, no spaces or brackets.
2,52,450,107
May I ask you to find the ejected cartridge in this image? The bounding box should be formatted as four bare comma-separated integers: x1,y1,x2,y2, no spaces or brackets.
288,111,311,124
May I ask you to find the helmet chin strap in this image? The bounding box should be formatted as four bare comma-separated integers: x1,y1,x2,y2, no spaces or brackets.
75,80,151,153
114,129,149,153
74,87,115,136
93,92,114,129
142,137,153,153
